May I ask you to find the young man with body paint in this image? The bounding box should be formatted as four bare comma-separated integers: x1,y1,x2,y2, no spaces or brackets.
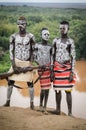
34,28,52,114
51,21,76,116
3,16,35,109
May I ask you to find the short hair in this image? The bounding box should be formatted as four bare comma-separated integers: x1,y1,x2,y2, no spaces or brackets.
60,21,69,26
17,16,27,25
18,16,27,21
40,27,49,35
41,27,48,32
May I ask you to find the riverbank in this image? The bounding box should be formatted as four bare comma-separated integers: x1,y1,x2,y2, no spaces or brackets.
0,107,86,130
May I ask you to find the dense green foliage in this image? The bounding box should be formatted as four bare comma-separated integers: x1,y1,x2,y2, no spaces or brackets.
0,5,86,72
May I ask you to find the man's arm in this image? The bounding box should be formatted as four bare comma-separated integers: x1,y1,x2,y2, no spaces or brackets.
50,40,56,82
29,34,35,62
69,39,76,82
9,34,16,68
10,34,22,74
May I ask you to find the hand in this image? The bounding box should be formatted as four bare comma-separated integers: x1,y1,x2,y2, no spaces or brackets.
50,71,55,82
40,65,46,70
50,64,54,70
13,66,23,74
69,72,74,82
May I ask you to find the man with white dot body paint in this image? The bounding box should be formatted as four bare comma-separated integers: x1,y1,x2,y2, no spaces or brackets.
51,21,76,116
3,16,35,109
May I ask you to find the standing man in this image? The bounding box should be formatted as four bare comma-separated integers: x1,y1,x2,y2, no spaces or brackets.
4,16,35,109
52,21,76,116
34,28,52,114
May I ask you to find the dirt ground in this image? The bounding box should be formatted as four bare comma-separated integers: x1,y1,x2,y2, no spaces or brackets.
0,107,86,130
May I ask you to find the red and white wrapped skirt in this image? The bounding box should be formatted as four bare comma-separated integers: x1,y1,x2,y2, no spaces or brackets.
53,61,76,91
38,64,51,90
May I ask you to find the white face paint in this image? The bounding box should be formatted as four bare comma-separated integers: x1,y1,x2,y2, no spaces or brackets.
42,30,50,41
17,20,27,30
60,24,69,34
17,24,26,29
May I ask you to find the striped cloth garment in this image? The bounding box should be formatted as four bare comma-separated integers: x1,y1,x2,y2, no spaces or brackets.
38,66,51,90
53,61,76,91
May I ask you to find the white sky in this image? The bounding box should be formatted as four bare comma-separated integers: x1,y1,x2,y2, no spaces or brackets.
0,0,86,3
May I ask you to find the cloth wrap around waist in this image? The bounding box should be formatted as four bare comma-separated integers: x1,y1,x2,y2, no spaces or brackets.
8,58,33,82
53,61,76,91
38,63,51,90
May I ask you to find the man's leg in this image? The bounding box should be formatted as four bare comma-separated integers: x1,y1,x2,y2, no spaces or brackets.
49,90,61,115
4,80,14,107
65,91,72,116
27,82,34,110
43,89,49,114
39,89,45,111
44,89,49,109
55,90,61,115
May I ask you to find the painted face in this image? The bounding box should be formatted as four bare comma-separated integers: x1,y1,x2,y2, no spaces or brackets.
17,20,27,30
60,24,69,34
42,30,50,41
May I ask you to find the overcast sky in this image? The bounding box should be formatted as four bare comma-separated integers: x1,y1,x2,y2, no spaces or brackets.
0,0,86,3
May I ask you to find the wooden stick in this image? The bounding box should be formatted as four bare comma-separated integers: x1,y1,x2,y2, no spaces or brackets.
0,65,50,79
